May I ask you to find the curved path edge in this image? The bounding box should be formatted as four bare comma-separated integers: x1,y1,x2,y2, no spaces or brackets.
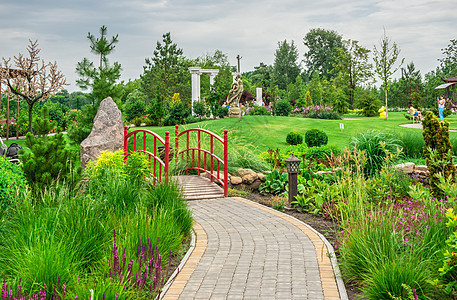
161,197,348,300
160,222,207,299
233,197,348,300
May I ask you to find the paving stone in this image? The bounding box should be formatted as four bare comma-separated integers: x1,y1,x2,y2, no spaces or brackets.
176,198,328,299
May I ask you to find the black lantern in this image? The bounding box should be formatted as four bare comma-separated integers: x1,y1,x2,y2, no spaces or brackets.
285,154,301,208
285,155,301,173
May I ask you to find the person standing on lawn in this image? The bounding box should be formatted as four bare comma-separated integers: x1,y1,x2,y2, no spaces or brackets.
438,95,446,121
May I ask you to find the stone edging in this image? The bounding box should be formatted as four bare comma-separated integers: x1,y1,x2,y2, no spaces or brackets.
160,222,207,299
232,197,348,300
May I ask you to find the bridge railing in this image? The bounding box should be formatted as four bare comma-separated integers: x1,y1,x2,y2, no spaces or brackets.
123,126,169,182
175,125,228,197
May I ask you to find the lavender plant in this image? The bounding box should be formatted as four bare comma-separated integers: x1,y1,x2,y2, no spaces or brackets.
108,230,172,298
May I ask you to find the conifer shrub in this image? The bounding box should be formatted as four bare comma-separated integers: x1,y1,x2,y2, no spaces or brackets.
286,131,303,145
305,129,328,147
422,111,456,196
21,107,75,187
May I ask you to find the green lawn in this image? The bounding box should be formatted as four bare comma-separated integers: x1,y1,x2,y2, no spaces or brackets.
5,111,457,157
135,112,457,154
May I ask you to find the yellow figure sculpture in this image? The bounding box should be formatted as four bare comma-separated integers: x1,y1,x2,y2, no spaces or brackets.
378,106,386,118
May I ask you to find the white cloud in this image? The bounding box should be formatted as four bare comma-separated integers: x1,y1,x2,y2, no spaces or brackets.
1,0,456,91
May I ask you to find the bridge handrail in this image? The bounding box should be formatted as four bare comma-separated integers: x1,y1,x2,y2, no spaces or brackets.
123,126,169,182
175,125,228,197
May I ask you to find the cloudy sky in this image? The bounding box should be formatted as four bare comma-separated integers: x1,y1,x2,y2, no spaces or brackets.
1,0,456,92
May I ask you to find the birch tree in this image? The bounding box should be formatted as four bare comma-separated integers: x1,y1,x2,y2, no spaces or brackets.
373,30,404,120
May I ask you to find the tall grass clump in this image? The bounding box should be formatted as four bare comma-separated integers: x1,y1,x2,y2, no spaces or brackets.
349,130,402,177
0,189,81,296
119,207,184,260
0,146,193,298
0,156,28,217
336,145,453,299
144,180,193,237
397,130,425,159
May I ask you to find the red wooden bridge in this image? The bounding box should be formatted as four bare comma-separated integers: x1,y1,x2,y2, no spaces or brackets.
123,125,228,199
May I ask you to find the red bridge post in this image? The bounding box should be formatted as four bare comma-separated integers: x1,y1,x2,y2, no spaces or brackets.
224,129,228,197
175,125,179,160
123,126,128,162
165,131,169,183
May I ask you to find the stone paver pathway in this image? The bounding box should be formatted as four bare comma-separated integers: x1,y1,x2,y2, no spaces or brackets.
162,197,346,299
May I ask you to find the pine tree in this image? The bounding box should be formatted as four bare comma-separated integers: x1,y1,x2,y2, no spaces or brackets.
21,107,75,187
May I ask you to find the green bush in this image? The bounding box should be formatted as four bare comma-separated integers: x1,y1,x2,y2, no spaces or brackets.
185,115,200,124
332,89,349,114
192,100,207,120
366,167,412,203
249,105,270,116
216,106,229,118
273,100,292,116
44,102,69,130
164,102,191,126
286,131,303,145
437,208,457,296
133,116,144,127
304,145,341,160
0,156,28,215
305,129,328,147
306,111,342,120
67,104,97,145
356,90,382,117
125,98,145,122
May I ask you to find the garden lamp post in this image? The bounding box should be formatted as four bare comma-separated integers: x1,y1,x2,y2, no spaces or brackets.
285,154,301,208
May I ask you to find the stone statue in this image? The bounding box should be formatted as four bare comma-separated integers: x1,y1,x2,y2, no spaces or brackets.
226,73,243,118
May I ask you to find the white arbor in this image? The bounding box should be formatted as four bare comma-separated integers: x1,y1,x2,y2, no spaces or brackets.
189,67,219,105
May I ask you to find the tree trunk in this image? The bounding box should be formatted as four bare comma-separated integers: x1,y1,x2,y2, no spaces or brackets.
385,89,388,120
28,104,33,134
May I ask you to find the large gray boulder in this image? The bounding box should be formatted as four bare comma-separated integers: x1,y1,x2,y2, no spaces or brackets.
80,97,124,168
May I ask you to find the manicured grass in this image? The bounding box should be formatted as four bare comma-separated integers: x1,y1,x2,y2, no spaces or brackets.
136,112,457,154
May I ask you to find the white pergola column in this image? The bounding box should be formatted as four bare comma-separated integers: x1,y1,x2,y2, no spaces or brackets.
256,88,263,106
207,69,220,86
189,67,202,105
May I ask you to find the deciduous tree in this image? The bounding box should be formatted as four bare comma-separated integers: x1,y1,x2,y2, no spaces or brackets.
0,40,67,133
373,30,404,120
273,40,301,90
303,28,344,80
333,39,372,109
439,39,457,75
